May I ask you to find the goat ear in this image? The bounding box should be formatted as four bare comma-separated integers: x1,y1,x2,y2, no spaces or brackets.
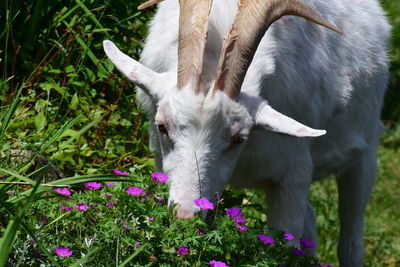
103,40,164,101
240,94,326,137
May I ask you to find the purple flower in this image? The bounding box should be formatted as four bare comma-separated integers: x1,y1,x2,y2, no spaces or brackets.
300,238,315,248
75,203,89,211
105,202,115,208
154,196,165,203
194,198,214,210
53,188,71,196
105,193,113,198
126,186,144,196
106,182,115,187
238,225,248,231
257,234,275,244
293,248,306,256
210,260,229,267
178,246,189,256
198,229,205,235
148,216,155,221
134,242,140,248
151,172,168,183
226,207,246,226
284,232,294,241
123,224,130,231
319,265,332,267
113,169,129,175
55,247,73,258
40,217,47,224
141,192,151,201
226,208,243,220
60,205,73,211
84,182,101,190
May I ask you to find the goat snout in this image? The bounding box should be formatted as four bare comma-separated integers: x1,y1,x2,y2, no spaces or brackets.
176,207,199,220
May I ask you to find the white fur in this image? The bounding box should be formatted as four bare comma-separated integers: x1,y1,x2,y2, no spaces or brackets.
105,0,390,265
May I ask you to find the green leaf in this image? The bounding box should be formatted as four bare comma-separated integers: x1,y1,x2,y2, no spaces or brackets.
71,93,79,110
34,112,47,130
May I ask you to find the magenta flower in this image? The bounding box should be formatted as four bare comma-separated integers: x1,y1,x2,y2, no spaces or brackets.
53,188,71,196
238,225,248,231
257,234,275,244
134,242,140,248
178,246,189,256
113,169,129,175
293,248,306,256
84,182,101,190
151,172,169,183
106,182,115,187
194,198,214,210
126,186,144,196
105,193,113,197
154,196,165,203
105,202,115,208
300,238,315,248
210,260,229,267
75,203,89,211
319,265,332,267
123,224,130,231
226,207,247,229
226,208,243,220
284,232,294,241
148,216,155,221
55,247,73,258
198,229,205,235
60,205,73,211
40,217,47,224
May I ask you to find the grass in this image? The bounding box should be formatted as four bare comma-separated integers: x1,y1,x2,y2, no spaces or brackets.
1,0,400,266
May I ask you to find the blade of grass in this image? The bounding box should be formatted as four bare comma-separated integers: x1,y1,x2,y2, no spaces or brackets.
0,181,41,266
69,247,102,267
118,243,149,267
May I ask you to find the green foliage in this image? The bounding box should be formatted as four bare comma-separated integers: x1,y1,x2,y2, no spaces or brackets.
0,0,399,266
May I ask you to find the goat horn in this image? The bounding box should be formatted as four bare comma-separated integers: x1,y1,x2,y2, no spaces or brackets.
177,0,213,93
138,0,164,10
213,0,342,101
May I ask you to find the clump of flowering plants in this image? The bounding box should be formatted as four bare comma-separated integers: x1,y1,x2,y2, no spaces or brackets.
3,168,328,266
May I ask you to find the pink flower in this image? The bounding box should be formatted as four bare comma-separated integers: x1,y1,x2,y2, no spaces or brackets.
55,247,73,258
178,246,189,256
53,188,71,196
105,193,113,197
154,196,165,203
198,229,205,235
148,216,155,221
284,232,294,241
238,225,248,231
105,202,115,208
134,242,140,248
257,234,275,244
60,205,73,211
194,198,214,210
113,169,129,175
126,187,144,196
75,203,89,211
106,182,115,187
84,182,101,190
300,238,315,248
210,260,229,267
151,172,168,183
293,248,306,256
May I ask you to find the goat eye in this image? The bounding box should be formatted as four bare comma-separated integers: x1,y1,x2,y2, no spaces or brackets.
231,134,245,145
157,123,168,136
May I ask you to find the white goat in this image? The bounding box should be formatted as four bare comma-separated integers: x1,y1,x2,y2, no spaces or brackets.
103,0,390,265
